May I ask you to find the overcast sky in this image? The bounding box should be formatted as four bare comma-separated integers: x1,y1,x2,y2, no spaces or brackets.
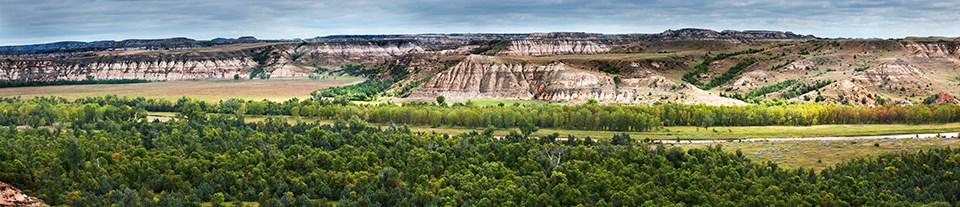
1,0,959,45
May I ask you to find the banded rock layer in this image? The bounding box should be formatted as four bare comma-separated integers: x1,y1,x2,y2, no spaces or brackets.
500,40,611,56
411,55,745,105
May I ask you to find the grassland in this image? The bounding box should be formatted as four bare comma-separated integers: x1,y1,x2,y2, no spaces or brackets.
682,138,960,170
0,76,364,102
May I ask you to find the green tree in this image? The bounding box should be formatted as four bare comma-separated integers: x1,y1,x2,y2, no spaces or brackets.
212,192,226,207
178,101,206,121
519,119,539,138
436,96,446,106
586,98,599,105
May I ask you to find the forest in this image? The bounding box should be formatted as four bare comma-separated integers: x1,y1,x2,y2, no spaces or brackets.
0,100,958,206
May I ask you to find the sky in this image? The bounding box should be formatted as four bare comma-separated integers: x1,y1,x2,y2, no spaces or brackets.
1,0,959,45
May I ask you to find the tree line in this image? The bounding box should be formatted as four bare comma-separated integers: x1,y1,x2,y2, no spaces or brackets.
44,95,960,133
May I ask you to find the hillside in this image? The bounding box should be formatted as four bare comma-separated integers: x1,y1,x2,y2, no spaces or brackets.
2,29,959,105
0,182,46,207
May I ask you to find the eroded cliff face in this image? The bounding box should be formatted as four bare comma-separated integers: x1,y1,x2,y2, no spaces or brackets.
903,42,960,59
290,41,432,72
0,40,429,81
302,41,424,62
411,55,745,105
412,55,561,99
499,40,611,56
537,71,745,105
0,182,47,207
852,60,929,86
2,54,259,81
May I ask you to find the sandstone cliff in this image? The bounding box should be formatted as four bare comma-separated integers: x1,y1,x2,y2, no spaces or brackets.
411,55,745,105
295,40,429,69
0,40,430,81
305,40,424,57
903,41,959,59
412,55,559,99
851,60,928,85
499,39,611,56
0,182,47,207
2,53,259,81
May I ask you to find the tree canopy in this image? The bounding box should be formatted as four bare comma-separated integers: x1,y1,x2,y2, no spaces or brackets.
0,100,958,206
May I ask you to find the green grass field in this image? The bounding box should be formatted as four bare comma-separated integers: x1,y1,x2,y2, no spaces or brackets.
0,76,364,102
682,138,960,170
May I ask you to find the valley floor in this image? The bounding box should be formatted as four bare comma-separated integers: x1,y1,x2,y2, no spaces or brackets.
0,76,364,102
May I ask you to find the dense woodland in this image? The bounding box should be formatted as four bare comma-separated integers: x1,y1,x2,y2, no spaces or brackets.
0,101,959,206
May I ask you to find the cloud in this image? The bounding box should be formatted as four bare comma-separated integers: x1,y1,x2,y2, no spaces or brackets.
1,0,959,45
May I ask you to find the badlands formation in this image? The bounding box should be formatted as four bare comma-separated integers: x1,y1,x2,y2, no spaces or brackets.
2,29,959,105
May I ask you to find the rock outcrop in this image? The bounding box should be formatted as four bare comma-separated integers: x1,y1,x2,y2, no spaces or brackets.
298,40,427,67
930,92,959,105
2,54,259,81
0,40,429,81
852,60,929,87
307,40,424,57
500,40,611,56
412,55,561,99
903,41,960,59
411,55,746,105
0,182,47,207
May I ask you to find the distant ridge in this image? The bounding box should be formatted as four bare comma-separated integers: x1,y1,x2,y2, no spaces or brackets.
635,28,817,43
0,36,274,55
1,29,817,55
